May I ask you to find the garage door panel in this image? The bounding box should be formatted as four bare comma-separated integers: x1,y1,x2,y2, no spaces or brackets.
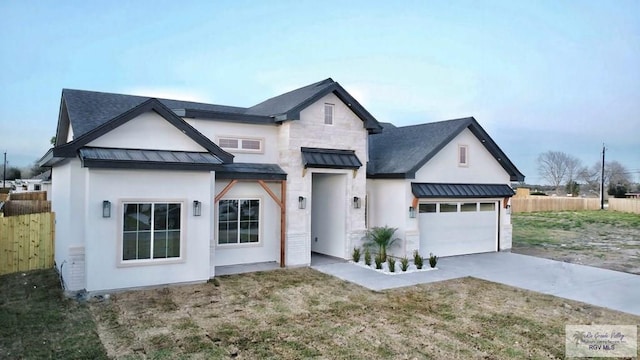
419,201,497,257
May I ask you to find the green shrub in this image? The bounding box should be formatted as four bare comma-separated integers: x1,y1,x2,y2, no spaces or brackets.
352,247,361,262
364,226,399,262
374,253,384,269
413,250,423,269
364,248,372,266
388,258,396,273
429,253,438,268
400,257,409,272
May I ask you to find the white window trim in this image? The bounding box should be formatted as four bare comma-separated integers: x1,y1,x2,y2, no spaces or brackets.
216,196,263,248
217,136,265,154
117,198,187,267
324,103,334,125
458,144,469,167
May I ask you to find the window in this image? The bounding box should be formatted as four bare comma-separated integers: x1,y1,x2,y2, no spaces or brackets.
34,184,41,191
461,202,477,212
419,203,437,213
218,199,260,245
458,145,468,166
324,103,334,125
218,137,263,153
480,202,496,211
122,202,181,261
440,203,458,212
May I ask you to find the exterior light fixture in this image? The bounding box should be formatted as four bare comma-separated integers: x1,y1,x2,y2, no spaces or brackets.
102,200,111,218
353,196,361,209
298,196,306,209
193,200,202,216
409,206,416,218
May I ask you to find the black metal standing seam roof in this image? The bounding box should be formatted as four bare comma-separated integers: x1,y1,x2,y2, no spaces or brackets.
301,148,363,169
215,163,287,180
78,147,224,170
411,183,515,198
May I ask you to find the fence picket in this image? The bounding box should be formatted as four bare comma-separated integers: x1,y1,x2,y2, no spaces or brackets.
0,213,55,275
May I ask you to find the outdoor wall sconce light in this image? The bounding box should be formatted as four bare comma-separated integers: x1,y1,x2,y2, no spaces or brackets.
298,196,306,209
193,200,202,216
353,196,361,209
102,200,111,218
409,206,416,218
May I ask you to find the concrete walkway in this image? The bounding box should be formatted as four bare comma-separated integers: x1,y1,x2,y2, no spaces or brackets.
311,252,640,316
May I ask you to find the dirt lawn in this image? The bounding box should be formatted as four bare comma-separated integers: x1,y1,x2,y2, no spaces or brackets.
512,210,640,274
89,268,640,359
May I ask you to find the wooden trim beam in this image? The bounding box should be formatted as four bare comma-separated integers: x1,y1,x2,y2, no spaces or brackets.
214,179,238,203
412,197,419,209
280,180,286,267
258,180,283,208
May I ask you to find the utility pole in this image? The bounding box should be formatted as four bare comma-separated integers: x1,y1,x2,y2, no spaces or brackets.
2,151,6,189
600,144,606,210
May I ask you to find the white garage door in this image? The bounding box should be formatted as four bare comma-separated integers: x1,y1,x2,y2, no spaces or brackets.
419,201,498,257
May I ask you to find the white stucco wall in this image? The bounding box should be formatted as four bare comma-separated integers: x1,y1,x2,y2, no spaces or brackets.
279,93,369,265
187,119,280,163
213,181,281,266
82,168,214,292
414,128,511,184
366,179,415,256
87,112,206,152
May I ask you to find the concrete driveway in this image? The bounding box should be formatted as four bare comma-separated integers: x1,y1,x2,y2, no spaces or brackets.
311,252,640,316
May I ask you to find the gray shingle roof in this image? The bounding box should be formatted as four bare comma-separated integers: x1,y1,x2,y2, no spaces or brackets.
368,117,525,182
63,89,247,138
301,147,363,169
411,183,515,198
245,79,335,116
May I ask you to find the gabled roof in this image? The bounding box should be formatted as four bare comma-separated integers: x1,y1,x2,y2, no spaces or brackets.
51,98,234,164
246,78,382,133
368,117,525,181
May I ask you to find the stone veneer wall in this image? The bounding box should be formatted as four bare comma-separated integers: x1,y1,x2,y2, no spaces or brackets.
278,93,369,266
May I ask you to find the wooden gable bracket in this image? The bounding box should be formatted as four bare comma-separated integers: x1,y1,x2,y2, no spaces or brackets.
352,168,358,179
302,167,307,178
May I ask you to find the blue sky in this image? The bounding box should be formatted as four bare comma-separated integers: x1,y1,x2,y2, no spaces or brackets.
1,0,638,183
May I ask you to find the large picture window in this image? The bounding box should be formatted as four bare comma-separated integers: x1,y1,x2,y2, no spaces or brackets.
218,199,260,245
122,202,181,261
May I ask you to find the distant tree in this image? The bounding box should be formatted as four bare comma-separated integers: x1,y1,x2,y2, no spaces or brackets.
50,136,56,145
536,151,581,194
608,184,627,198
5,167,21,180
578,160,632,195
565,180,580,196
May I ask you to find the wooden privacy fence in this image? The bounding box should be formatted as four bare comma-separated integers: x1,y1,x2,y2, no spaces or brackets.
2,200,52,217
511,197,600,213
608,198,640,214
9,191,48,201
0,212,55,275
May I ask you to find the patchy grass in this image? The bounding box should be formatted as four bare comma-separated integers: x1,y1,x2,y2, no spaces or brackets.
90,268,640,359
0,269,108,359
513,210,640,274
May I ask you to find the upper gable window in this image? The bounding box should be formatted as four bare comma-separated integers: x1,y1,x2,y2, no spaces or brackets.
458,145,469,167
219,137,263,153
324,103,334,125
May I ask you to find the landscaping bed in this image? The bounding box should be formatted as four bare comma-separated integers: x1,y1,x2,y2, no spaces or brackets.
512,210,640,274
89,267,640,359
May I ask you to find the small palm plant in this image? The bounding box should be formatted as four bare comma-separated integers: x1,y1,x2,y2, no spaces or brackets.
400,256,410,272
364,226,399,262
388,257,396,273
413,250,424,269
352,247,361,262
